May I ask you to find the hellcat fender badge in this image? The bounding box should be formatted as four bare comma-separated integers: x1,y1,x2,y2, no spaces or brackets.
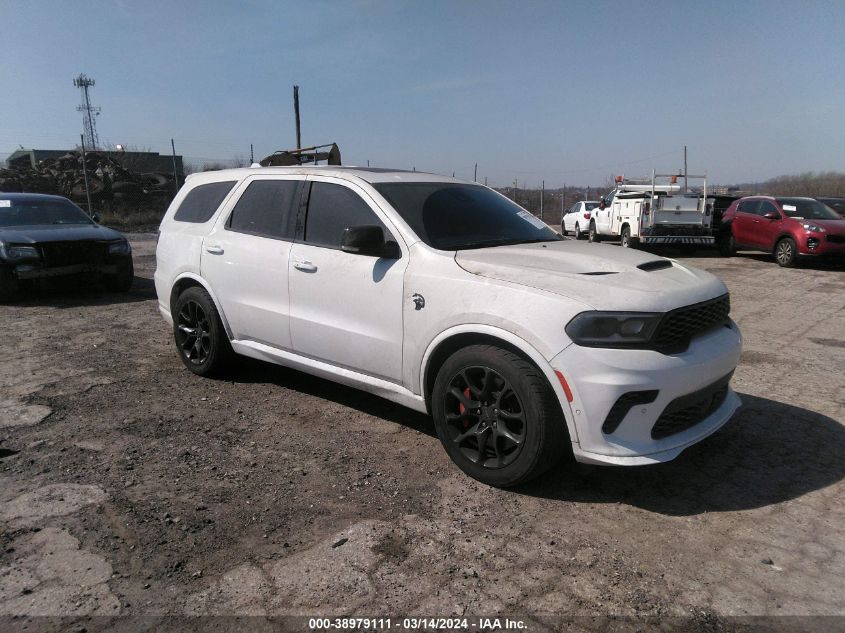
411,293,425,310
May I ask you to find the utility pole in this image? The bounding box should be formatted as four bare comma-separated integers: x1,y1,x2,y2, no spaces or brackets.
540,180,544,221
562,184,566,212
171,138,180,195
250,143,254,163
293,85,302,149
684,145,688,193
474,163,477,182
79,134,93,215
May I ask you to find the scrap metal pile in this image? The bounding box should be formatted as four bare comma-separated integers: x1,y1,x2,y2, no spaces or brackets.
0,151,176,202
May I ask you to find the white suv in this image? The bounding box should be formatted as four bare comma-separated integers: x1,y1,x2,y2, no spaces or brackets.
155,167,742,486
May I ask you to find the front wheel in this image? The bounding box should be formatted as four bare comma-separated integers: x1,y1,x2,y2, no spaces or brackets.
173,286,233,376
574,223,583,240
588,221,601,243
103,259,134,292
775,237,798,267
0,267,18,302
560,224,568,236
431,345,569,487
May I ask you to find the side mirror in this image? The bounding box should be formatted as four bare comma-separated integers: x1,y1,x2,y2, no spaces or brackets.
598,201,606,210
341,225,398,258
92,213,101,223
764,211,779,220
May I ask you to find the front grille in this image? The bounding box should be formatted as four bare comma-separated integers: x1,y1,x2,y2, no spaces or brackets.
602,390,659,434
653,294,730,353
826,234,845,244
651,372,733,439
40,241,107,267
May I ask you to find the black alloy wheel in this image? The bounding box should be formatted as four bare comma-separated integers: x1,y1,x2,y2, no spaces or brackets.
172,286,233,376
176,299,212,366
443,366,526,469
432,345,569,487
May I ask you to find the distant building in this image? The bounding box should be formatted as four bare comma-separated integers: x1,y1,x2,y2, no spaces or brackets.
6,148,183,176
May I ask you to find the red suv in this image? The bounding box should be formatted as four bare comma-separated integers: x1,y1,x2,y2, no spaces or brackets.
719,196,845,266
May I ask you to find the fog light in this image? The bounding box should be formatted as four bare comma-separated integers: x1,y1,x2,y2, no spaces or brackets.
807,237,819,251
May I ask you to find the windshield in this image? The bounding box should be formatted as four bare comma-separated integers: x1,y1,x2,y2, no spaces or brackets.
0,198,93,227
819,199,845,217
373,182,560,250
777,198,841,220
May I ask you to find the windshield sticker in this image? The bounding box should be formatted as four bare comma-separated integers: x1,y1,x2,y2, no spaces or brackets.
517,210,548,230
782,204,797,211
0,200,10,207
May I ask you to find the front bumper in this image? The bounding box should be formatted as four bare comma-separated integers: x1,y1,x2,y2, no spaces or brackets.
799,233,845,257
551,320,742,465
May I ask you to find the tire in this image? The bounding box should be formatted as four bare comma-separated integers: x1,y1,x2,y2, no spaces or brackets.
560,224,568,236
718,232,736,257
574,223,583,240
775,237,798,267
431,344,569,487
172,286,234,377
620,226,635,248
103,259,134,292
0,267,18,302
588,221,601,243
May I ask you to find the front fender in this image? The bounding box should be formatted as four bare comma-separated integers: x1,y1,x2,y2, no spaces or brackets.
420,324,579,443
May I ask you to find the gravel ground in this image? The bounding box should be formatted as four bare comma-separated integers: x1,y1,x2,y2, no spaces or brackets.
0,234,843,632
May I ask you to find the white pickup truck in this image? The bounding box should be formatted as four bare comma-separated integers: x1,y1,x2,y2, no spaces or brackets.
588,173,718,247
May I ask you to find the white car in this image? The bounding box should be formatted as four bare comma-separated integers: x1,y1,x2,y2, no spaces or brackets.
155,167,742,487
561,200,599,240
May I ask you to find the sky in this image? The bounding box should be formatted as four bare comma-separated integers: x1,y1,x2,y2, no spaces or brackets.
2,0,844,187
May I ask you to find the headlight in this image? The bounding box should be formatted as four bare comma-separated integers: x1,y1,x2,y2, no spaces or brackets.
0,244,40,261
565,311,662,348
802,222,826,233
108,241,131,255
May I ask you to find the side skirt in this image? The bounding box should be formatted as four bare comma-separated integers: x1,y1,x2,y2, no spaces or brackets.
230,339,429,414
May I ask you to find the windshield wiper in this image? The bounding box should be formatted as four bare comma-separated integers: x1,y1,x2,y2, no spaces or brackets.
455,236,561,250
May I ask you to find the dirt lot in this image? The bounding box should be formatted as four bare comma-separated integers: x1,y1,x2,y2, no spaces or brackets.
1,234,843,631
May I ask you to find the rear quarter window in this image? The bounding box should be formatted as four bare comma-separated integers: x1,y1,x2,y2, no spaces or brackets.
173,181,237,223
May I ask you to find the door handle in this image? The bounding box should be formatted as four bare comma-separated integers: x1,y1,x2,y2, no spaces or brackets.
206,245,224,255
293,260,318,273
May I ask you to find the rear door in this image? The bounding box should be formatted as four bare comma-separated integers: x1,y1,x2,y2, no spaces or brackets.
288,178,407,382
732,199,760,247
201,176,301,349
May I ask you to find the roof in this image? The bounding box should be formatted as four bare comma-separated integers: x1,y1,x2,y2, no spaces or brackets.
184,165,469,186
0,192,71,202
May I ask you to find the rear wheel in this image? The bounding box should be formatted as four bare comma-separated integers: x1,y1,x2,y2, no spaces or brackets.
620,226,635,248
432,345,568,487
173,286,233,376
718,232,736,257
588,221,601,243
775,237,798,267
0,267,18,302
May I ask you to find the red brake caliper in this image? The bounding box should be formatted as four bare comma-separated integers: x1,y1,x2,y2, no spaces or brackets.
459,387,472,427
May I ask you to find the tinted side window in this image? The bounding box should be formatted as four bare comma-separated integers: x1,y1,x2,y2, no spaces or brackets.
174,181,236,223
738,200,761,215
227,180,299,239
304,182,388,248
758,201,778,217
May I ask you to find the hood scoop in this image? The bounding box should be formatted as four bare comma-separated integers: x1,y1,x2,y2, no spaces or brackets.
637,260,673,272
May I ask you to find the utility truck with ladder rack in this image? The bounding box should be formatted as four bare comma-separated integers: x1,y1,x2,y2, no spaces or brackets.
588,172,719,248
